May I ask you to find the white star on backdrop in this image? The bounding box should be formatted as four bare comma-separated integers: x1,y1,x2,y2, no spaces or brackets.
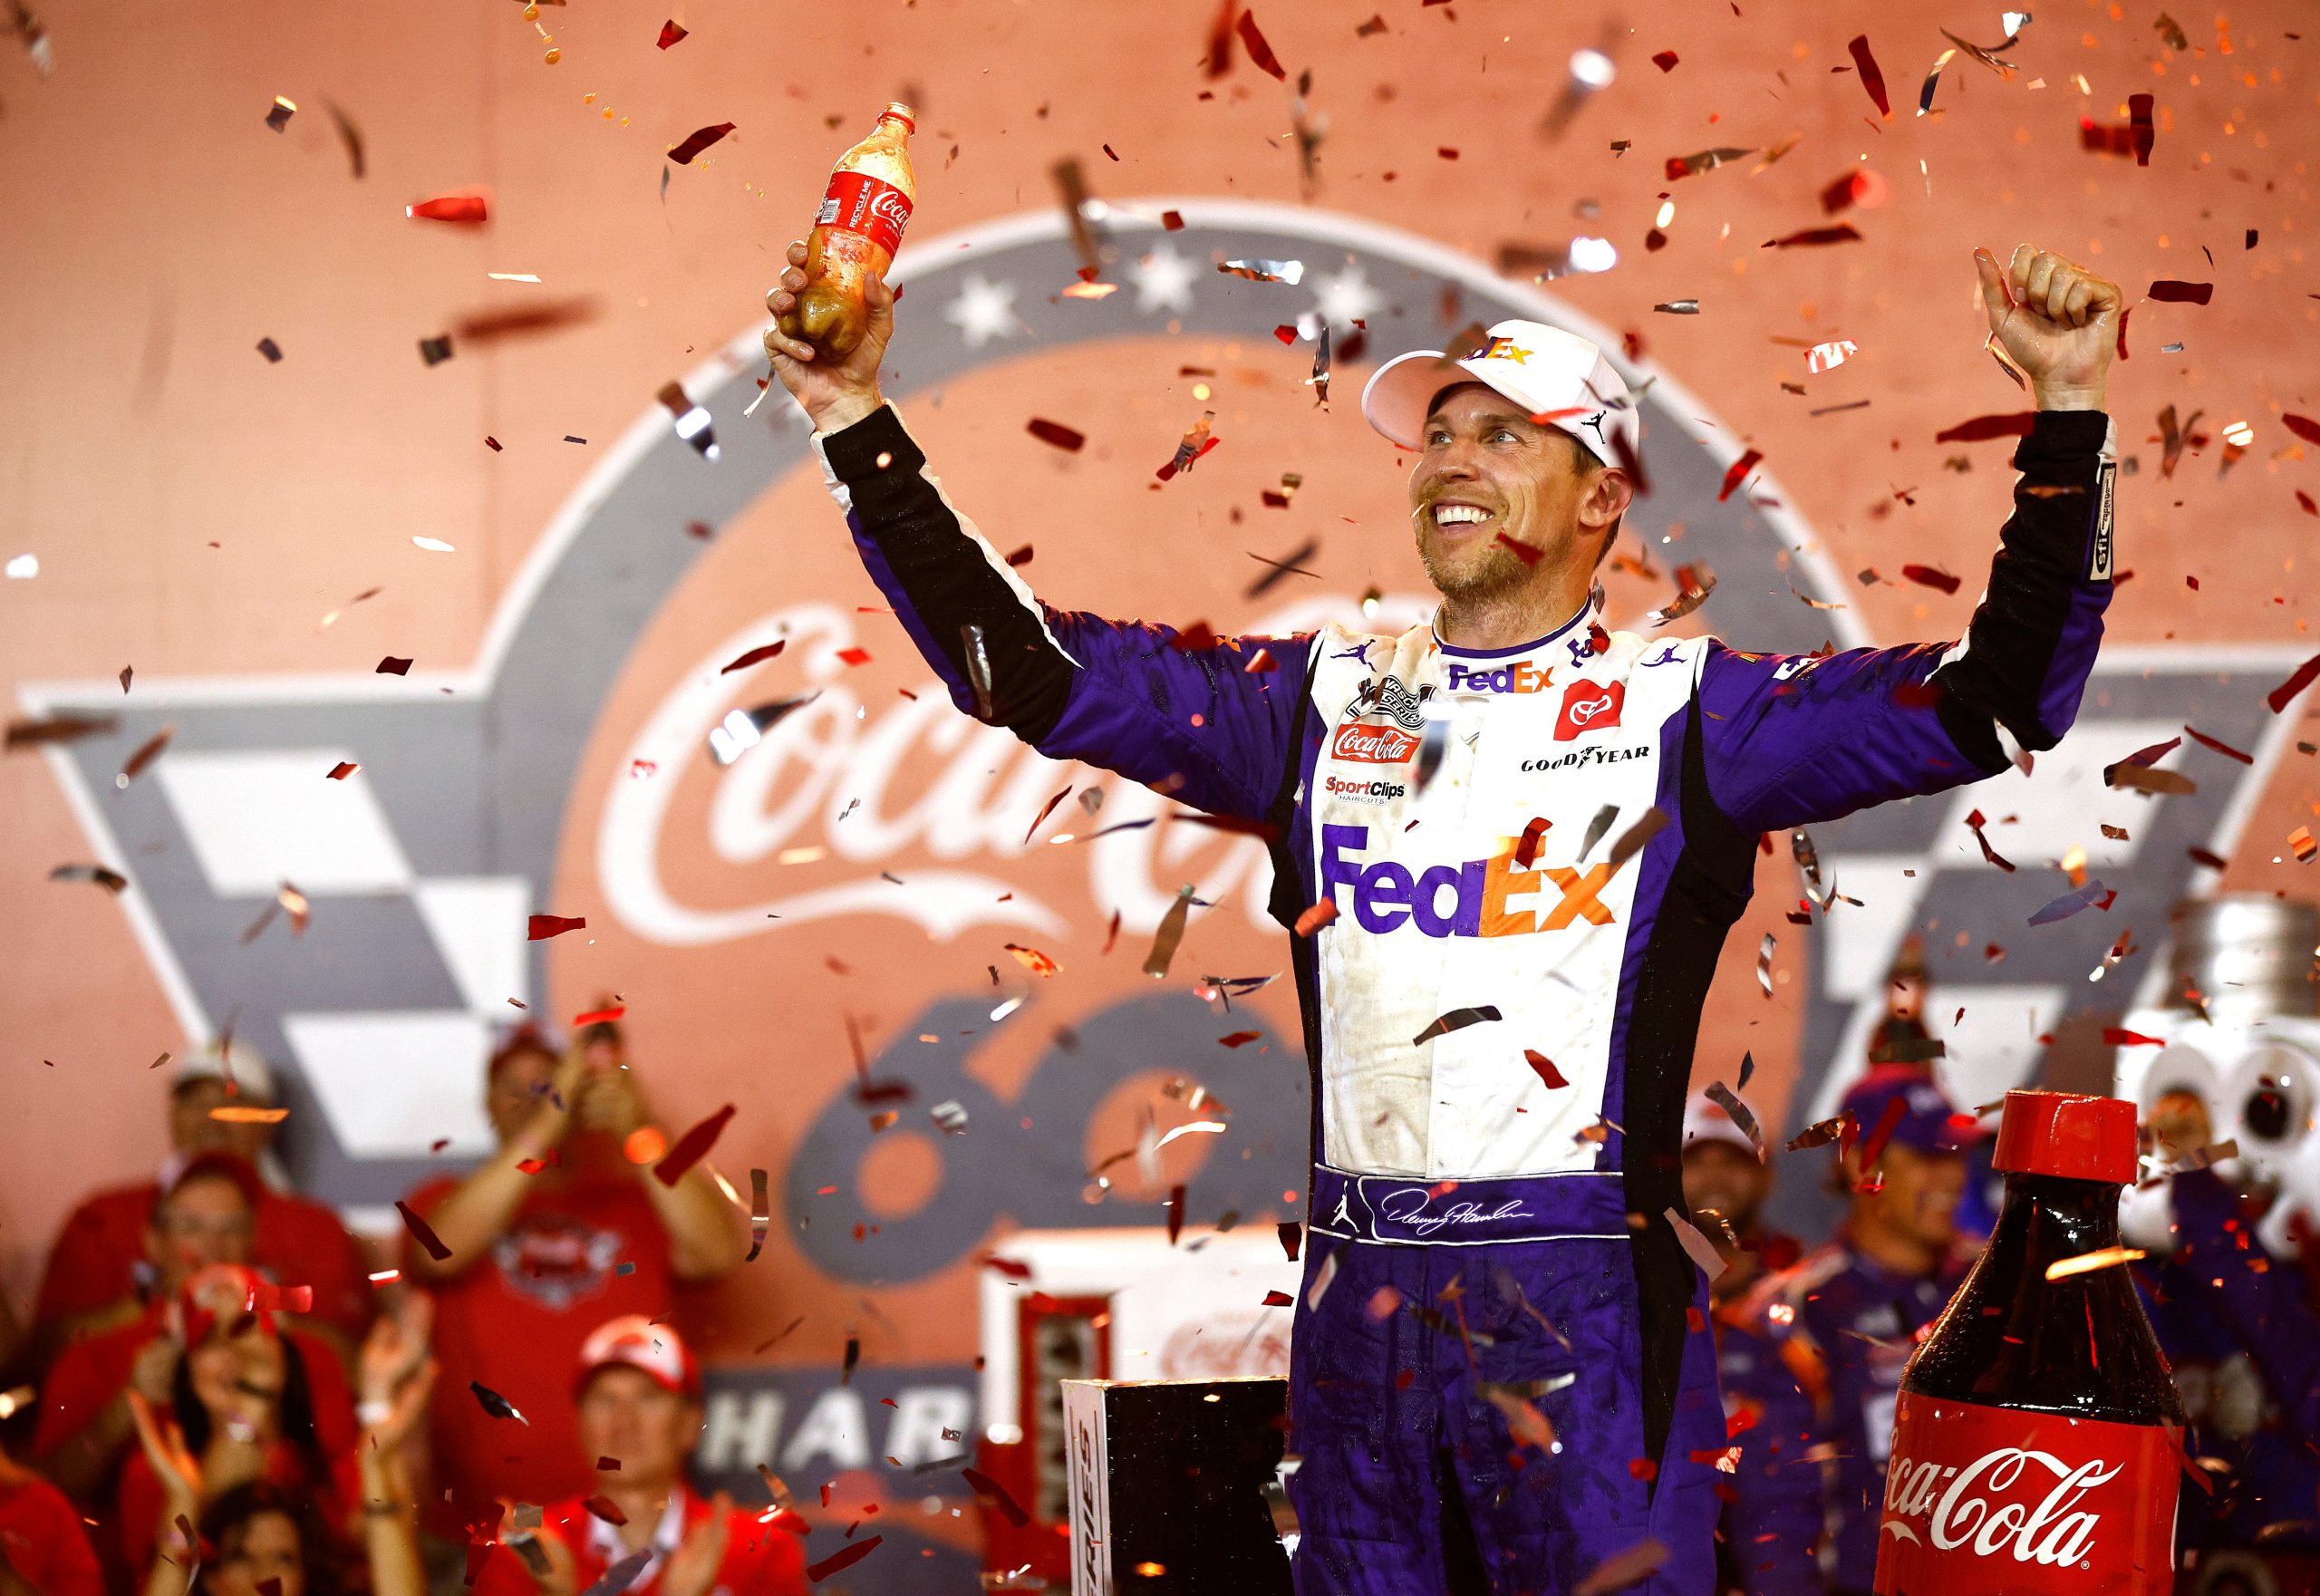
942,273,1023,348
1310,263,1382,330
1129,247,1200,316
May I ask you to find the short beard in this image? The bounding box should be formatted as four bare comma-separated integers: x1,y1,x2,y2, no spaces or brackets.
1416,528,1532,605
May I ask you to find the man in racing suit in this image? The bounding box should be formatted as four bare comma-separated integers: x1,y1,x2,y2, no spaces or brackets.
760,239,2124,1594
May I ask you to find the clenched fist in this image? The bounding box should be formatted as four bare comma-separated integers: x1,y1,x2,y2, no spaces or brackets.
1974,245,2122,411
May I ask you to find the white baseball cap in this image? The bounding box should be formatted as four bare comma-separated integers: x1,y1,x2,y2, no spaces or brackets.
1361,319,1640,469
174,1040,279,1105
577,1313,700,1398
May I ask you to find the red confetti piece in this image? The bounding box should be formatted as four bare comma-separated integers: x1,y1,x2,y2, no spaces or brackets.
720,641,787,674
1219,1030,1262,1048
655,18,686,48
1437,147,1459,160
1717,449,1764,503
2298,490,2319,517
835,647,873,666
376,656,412,675
1848,34,1890,117
1244,647,1279,673
2103,1028,2166,1047
1169,621,1220,652
2184,724,2253,764
2276,414,2320,446
962,1467,1030,1529
2188,845,2228,870
1514,817,1552,868
2130,93,2156,164
1762,225,1862,249
1006,943,1061,977
582,1494,628,1525
1235,9,1288,79
666,121,736,165
485,436,502,450
1651,49,1678,71
1026,418,1086,451
2290,829,2316,864
1262,1290,1295,1306
806,1537,883,1582
527,914,586,940
1963,808,2016,873
407,192,488,224
1279,1222,1301,1262
1296,900,1339,936
325,760,359,780
1524,1049,1570,1089
653,1103,735,1187
1161,208,1184,231
572,1005,625,1027
394,1201,452,1262
1854,1095,1909,1173
1004,545,1035,567
1495,531,1544,566
1900,564,1962,595
1934,411,2036,443
2147,279,2212,305
2267,653,2320,713
1021,783,1074,845
246,1282,312,1314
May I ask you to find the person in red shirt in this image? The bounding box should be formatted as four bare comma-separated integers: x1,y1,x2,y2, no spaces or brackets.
33,1043,372,1372
0,1449,102,1596
402,1024,743,1529
127,1290,436,1596
474,1318,807,1596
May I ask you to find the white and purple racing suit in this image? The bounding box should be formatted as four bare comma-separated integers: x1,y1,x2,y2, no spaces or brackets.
813,401,2118,1594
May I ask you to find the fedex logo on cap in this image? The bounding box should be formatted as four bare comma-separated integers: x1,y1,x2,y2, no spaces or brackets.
1319,824,1616,939
1478,335,1534,364
1553,679,1624,740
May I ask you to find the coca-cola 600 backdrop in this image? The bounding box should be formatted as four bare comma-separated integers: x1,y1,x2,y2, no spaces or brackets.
7,0,2319,1582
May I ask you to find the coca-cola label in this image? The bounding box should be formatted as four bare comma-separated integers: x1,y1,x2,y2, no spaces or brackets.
817,169,913,256
1874,1392,2178,1595
1330,722,1420,764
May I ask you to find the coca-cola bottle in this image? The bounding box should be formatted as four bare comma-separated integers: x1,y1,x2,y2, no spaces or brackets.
776,102,916,362
1874,1089,2182,1594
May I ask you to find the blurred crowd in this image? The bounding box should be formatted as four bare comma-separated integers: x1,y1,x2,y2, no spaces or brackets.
5,1020,807,1596
4,954,2317,1596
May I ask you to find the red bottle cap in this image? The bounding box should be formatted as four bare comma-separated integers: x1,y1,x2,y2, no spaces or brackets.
1992,1088,2139,1185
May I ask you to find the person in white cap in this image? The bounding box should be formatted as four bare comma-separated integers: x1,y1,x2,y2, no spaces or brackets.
470,1316,807,1596
768,239,2126,1593
34,1040,372,1372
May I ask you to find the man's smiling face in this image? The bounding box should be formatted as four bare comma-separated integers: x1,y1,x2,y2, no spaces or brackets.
1410,382,1610,605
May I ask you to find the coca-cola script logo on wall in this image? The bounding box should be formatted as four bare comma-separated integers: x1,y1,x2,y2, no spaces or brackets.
21,203,2286,1586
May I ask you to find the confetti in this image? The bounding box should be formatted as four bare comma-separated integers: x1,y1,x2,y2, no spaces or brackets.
1524,1050,1569,1089
1664,146,1754,179
1305,1250,1340,1309
2147,279,2212,305
1606,807,1668,867
48,863,128,894
1754,933,1775,997
1916,47,1960,114
418,335,454,365
1234,9,1287,80
1026,418,1086,451
1665,1208,1726,1281
4,554,37,579
1483,1384,1558,1451
806,1538,883,1583
962,1466,1030,1530
527,914,586,940
1144,885,1194,978
406,191,488,223
2044,1246,2145,1282
1705,1082,1762,1156
265,94,296,133
377,656,412,675
666,121,735,164
1006,943,1061,977
2029,880,2113,925
1413,1005,1502,1046
2184,724,2252,765
1964,808,2016,872
1021,784,1074,845
1786,1113,1852,1152
1652,299,1700,314
1155,411,1220,480
1900,564,1961,595
256,337,283,363
209,1105,289,1125
1513,817,1552,869
1295,900,1339,936
720,641,786,675
1762,225,1862,249
2103,1028,2166,1047
115,725,175,788
655,18,686,47
1494,531,1544,567
324,100,365,179
1716,450,1762,503
395,1200,452,1261
1646,566,1715,626
1216,259,1305,285
1806,338,1858,373
655,380,718,461
6,711,116,750
2291,828,2317,865
653,1103,735,1186
1576,1538,1669,1596
1847,34,1891,118
325,760,359,781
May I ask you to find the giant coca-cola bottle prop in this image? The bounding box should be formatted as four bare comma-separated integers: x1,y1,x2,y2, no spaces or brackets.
1874,1089,2181,1595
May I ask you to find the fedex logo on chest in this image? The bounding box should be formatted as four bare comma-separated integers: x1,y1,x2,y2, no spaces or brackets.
1319,824,1619,939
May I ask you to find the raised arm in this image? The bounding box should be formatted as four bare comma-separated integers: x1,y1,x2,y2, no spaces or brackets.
1699,247,2122,835
402,1046,585,1281
765,243,1310,823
